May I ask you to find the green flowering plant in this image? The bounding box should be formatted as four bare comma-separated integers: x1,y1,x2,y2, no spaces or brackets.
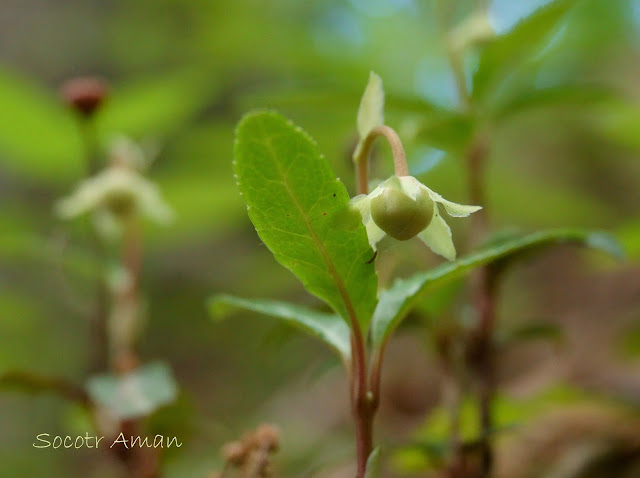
210,56,622,475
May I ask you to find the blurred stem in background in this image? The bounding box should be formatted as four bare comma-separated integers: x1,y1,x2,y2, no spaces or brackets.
61,77,110,374
437,0,496,475
114,216,160,478
58,78,174,477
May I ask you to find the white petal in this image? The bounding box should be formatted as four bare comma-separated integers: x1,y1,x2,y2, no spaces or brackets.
136,180,174,223
369,175,403,200
357,71,384,140
367,182,387,200
350,194,386,250
417,206,456,261
366,219,386,251
350,194,372,222
422,185,482,217
398,176,423,200
55,167,173,225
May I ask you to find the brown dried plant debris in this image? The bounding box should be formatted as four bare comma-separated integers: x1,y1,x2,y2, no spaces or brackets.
211,423,281,478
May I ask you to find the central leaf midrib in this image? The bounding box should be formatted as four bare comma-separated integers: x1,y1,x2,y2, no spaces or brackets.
261,131,360,329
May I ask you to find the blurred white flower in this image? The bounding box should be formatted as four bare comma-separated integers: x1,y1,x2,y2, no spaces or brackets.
351,175,481,260
109,136,147,170
448,7,495,53
56,166,173,225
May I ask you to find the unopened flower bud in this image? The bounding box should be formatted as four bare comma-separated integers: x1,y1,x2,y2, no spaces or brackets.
351,175,481,259
370,184,433,240
60,76,109,117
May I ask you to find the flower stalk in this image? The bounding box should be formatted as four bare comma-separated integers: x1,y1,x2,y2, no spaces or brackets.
348,72,481,475
354,125,410,194
436,3,497,471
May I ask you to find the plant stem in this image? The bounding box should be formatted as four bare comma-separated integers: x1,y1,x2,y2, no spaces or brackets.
80,117,101,176
78,116,109,374
350,326,375,478
351,125,406,475
436,0,471,112
437,332,465,476
115,217,160,478
354,125,410,195
0,371,89,405
438,4,496,473
466,135,496,478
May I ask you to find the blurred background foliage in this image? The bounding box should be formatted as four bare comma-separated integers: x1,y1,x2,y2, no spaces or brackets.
1,0,640,477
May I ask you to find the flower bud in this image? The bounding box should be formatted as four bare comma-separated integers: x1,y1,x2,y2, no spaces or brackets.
370,185,434,240
60,76,109,117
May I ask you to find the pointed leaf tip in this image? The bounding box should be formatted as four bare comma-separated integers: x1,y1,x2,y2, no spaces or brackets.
365,447,382,478
585,231,625,260
208,294,352,364
357,72,385,140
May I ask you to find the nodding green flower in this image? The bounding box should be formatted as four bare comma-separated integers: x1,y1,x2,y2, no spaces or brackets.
351,175,481,260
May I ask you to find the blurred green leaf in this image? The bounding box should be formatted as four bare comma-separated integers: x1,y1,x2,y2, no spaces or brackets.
493,84,624,121
394,385,593,473
235,81,447,117
208,294,350,363
617,220,640,260
86,362,178,419
234,110,377,328
365,447,382,478
472,0,577,104
497,321,564,347
97,69,217,138
414,279,464,319
371,229,622,348
0,66,82,180
594,101,640,151
618,321,640,359
0,234,102,279
413,112,475,154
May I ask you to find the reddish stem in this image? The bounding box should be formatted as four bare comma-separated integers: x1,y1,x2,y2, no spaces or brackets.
350,124,408,476
350,326,374,478
355,125,410,195
467,136,495,478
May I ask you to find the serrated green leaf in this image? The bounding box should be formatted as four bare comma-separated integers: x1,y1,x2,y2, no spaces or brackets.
86,362,178,419
472,0,577,104
371,229,622,348
365,447,382,478
233,111,377,329
208,294,351,363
